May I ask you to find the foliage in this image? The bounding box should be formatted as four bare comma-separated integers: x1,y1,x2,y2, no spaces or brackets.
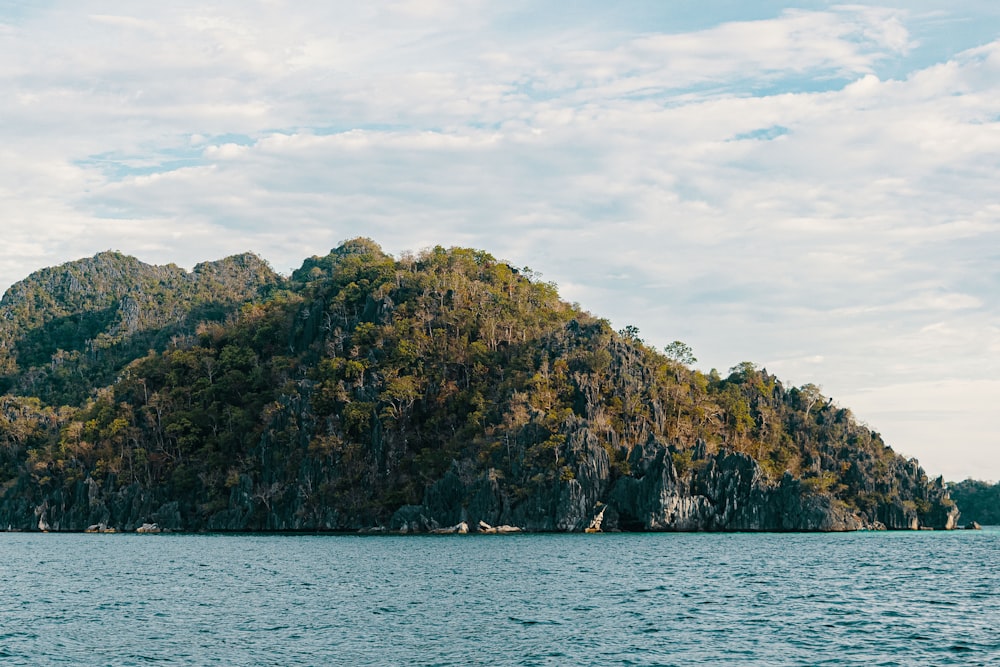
0,251,280,406
663,341,696,366
947,479,1000,525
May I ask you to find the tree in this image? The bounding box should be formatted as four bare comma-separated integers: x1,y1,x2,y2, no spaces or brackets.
663,340,696,365
728,361,759,381
618,325,642,344
800,383,823,417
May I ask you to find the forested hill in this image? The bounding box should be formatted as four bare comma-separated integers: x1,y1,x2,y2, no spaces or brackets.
0,250,280,405
0,239,958,533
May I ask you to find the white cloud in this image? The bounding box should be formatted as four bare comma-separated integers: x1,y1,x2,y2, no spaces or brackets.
0,2,998,478
839,379,1000,482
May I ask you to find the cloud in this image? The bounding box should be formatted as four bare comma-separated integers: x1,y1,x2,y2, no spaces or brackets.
0,2,998,479
838,379,1000,482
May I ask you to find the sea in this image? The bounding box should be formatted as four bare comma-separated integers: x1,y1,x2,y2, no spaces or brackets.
0,529,997,666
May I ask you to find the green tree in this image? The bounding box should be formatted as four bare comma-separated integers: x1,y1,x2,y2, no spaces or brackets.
799,383,823,417
663,340,697,365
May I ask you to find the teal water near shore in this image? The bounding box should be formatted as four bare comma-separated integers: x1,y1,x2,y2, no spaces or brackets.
1,530,997,666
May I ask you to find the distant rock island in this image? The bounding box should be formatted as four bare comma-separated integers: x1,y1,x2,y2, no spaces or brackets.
0,239,960,532
947,479,1000,526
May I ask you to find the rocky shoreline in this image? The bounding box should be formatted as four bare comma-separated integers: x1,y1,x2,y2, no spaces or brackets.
4,443,958,535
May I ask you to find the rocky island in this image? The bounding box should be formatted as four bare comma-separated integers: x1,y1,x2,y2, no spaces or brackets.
0,239,958,532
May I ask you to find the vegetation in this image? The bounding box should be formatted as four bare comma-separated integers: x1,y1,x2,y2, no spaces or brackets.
948,479,1000,525
0,251,280,405
0,240,957,531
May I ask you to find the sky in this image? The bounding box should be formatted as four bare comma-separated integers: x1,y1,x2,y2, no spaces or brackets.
1,1,998,481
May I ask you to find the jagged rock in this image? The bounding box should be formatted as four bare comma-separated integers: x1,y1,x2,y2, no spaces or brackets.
390,505,432,533
476,520,523,534
136,523,160,533
466,471,505,527
584,505,606,533
152,502,183,531
0,433,959,533
84,523,116,533
423,471,466,528
921,501,959,530
966,521,982,530
879,500,920,530
429,521,469,535
322,437,957,534
495,525,522,533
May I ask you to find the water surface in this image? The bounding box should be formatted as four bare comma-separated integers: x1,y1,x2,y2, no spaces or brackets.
1,530,997,665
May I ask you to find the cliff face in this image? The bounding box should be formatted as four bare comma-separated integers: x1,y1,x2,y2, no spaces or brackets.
0,240,959,533
388,433,955,534
2,434,954,533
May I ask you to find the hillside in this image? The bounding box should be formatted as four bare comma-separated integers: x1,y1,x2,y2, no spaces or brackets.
0,251,280,405
948,480,1000,525
0,240,958,532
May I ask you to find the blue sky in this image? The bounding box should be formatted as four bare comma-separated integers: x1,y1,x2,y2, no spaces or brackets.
1,1,998,480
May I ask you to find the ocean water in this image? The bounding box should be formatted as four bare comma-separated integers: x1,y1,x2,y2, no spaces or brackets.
0,530,997,666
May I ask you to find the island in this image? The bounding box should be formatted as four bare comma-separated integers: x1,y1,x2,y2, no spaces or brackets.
0,239,959,533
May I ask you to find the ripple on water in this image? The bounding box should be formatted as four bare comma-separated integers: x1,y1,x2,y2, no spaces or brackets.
0,530,998,665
